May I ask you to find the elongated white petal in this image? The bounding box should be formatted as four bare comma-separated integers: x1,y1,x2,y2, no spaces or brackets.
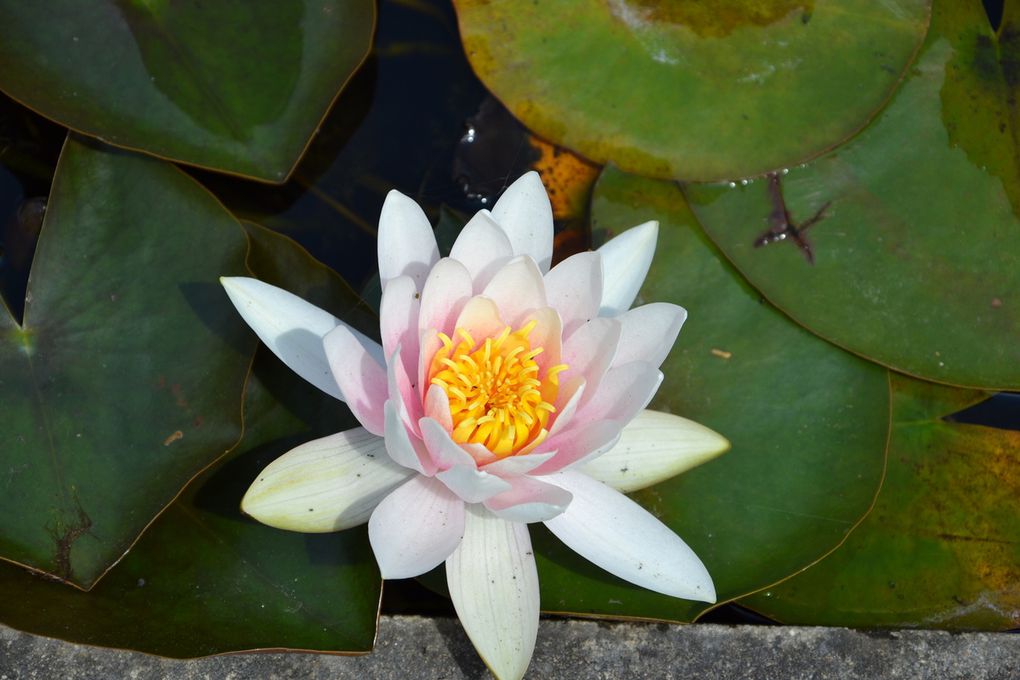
379,275,421,381
419,257,473,336
481,256,548,327
544,471,715,602
450,210,514,290
576,361,662,426
597,220,658,316
484,475,572,523
543,251,603,336
369,475,465,579
580,410,730,492
241,428,412,532
614,303,687,368
384,400,427,474
324,325,388,436
447,506,539,680
490,171,554,272
221,277,383,401
561,317,620,403
533,419,622,474
378,189,440,290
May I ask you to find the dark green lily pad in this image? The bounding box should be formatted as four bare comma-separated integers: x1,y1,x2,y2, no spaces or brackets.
0,136,252,589
0,223,383,656
740,375,1020,630
530,167,889,622
685,0,1020,390
453,0,930,181
0,1,374,182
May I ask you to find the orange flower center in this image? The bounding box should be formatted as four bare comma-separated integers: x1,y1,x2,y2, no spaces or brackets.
429,321,568,458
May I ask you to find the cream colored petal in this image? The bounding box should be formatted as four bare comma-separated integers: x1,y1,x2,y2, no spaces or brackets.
580,410,730,492
241,428,412,532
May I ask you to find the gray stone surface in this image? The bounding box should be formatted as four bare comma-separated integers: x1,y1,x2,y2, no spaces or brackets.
1,616,1018,679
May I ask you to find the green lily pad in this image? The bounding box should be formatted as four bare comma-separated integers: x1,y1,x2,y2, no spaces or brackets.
0,136,252,589
740,375,1020,630
530,167,889,622
685,0,1020,390
453,0,930,181
0,223,382,656
0,1,374,182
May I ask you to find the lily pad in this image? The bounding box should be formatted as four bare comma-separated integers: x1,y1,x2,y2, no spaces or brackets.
685,0,1020,390
0,1,374,182
0,136,252,589
0,223,382,656
453,0,930,181
740,375,1020,630
529,167,889,622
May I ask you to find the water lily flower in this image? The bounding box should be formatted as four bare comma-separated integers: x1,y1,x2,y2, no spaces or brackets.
221,172,729,680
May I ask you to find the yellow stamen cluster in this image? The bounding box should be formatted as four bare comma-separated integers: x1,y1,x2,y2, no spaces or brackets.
429,321,568,458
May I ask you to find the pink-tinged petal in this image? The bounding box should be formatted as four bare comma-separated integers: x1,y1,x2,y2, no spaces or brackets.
421,419,510,501
575,361,663,426
581,410,730,492
379,275,421,382
449,210,514,290
377,189,439,291
482,451,556,477
543,252,603,336
436,464,513,504
531,420,622,475
544,470,715,602
241,428,412,532
447,506,539,680
490,171,554,272
418,329,445,406
419,257,473,336
221,277,383,401
454,296,507,341
484,475,572,523
384,400,431,475
614,303,687,368
424,384,454,432
561,317,621,404
324,325,388,436
368,476,465,579
481,256,548,327
386,346,423,430
518,306,562,377
598,220,658,316
548,379,585,435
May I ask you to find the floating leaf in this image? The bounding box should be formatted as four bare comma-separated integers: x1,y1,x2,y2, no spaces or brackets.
740,375,1020,630
0,136,251,588
0,1,374,181
0,224,382,656
453,0,930,181
530,167,889,622
686,0,1020,389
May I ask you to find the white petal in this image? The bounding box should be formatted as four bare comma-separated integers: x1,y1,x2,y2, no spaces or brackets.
597,220,658,316
560,317,620,404
379,275,421,381
577,361,662,426
482,451,556,476
418,257,474,336
484,475,572,523
384,400,428,474
221,277,383,400
324,325,388,436
377,189,440,290
544,470,715,602
241,428,412,532
580,410,730,492
490,171,554,272
447,506,539,680
543,251,603,336
368,475,465,579
614,303,687,368
449,210,514,290
481,256,547,327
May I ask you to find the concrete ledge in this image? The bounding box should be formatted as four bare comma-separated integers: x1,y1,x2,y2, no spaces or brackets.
2,616,1018,679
